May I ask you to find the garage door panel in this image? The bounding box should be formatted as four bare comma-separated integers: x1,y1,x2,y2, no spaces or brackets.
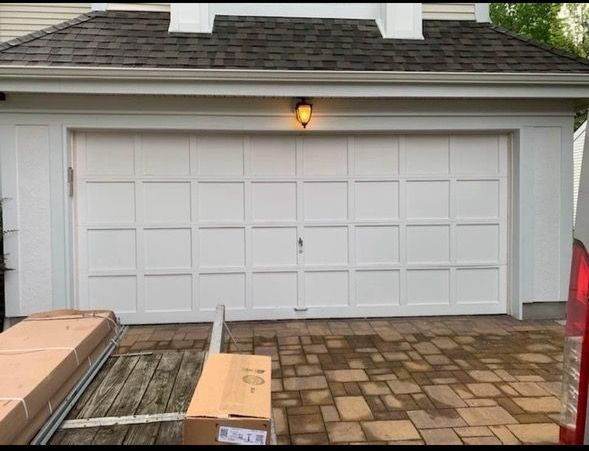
355,181,399,220
86,182,136,224
456,268,500,304
356,270,400,306
142,134,191,176
199,273,246,310
406,225,450,264
456,224,499,264
76,131,508,323
144,228,192,270
304,227,348,266
252,227,298,267
403,136,449,175
88,276,137,313
355,226,399,265
405,181,450,219
354,135,398,176
252,272,298,308
304,182,348,221
84,132,135,176
302,136,348,176
198,182,244,222
144,182,191,224
305,271,349,307
145,274,192,312
199,228,245,268
250,136,296,177
252,182,296,222
197,135,244,176
455,180,499,219
451,135,499,175
88,229,136,271
407,269,451,305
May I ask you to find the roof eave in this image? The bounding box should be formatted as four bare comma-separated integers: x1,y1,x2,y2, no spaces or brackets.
0,66,588,99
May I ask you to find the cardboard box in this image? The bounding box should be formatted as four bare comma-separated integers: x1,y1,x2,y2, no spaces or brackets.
0,309,118,444
183,353,272,445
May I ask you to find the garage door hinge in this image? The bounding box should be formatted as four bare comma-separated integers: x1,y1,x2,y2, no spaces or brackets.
67,167,74,197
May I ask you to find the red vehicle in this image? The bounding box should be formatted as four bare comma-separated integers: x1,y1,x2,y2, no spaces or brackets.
561,125,589,445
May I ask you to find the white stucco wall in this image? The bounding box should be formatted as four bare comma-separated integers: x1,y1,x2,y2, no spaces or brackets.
0,95,575,320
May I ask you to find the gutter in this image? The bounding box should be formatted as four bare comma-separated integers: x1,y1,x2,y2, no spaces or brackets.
0,66,588,98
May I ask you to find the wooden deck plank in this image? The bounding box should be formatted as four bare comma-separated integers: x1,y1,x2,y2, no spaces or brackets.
92,425,129,445
165,350,204,413
123,423,160,445
156,421,183,445
48,429,66,445
135,351,183,415
67,357,116,419
107,353,162,417
78,355,139,418
58,427,100,445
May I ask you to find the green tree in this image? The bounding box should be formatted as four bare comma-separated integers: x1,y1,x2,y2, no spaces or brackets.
490,3,588,129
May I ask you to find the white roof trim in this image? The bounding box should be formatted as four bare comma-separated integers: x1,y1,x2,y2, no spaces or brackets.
0,66,587,98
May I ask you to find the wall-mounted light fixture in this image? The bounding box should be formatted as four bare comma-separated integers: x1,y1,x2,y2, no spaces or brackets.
295,98,312,128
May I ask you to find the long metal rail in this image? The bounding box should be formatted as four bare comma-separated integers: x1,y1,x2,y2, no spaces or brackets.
30,325,128,445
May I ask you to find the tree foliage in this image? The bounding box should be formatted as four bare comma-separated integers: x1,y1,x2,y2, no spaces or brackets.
490,3,588,129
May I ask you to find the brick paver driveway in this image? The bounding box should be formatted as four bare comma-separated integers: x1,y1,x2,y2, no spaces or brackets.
228,315,564,445
117,315,564,445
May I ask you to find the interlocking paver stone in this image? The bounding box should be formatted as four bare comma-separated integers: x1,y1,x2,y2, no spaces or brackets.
283,375,328,391
301,389,333,405
420,428,462,445
457,406,518,426
359,382,391,395
288,413,324,434
361,420,420,441
325,369,369,382
407,409,467,429
326,422,365,443
507,423,559,444
335,396,374,421
387,380,422,394
512,396,561,413
424,385,467,408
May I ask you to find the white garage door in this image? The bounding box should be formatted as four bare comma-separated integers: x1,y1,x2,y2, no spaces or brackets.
74,132,509,324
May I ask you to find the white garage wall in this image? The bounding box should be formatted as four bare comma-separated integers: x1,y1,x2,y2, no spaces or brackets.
0,96,575,321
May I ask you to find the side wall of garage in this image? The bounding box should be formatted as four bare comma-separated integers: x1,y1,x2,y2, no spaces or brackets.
0,96,575,322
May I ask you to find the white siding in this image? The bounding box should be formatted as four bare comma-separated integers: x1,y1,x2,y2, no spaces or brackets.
106,3,168,11
423,3,476,21
574,121,587,223
0,2,479,41
0,3,168,42
0,3,90,42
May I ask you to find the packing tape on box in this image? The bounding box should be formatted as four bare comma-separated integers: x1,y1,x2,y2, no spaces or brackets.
0,347,81,365
0,397,30,420
24,312,120,332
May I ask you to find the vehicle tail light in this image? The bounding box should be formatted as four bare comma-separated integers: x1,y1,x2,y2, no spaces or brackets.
560,239,589,444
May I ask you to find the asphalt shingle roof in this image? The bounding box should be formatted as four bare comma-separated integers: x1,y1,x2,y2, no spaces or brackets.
0,11,588,72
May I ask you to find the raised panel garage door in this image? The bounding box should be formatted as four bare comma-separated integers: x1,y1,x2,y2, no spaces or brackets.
74,132,509,324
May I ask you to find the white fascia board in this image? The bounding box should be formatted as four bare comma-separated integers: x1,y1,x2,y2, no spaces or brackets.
0,67,587,99
91,3,107,12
